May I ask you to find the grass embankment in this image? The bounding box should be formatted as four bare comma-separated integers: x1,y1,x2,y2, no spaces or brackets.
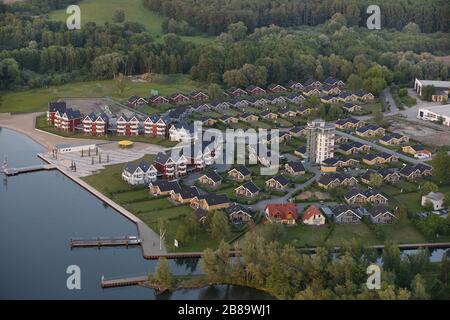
48,0,214,44
35,114,178,147
81,155,244,252
0,74,207,114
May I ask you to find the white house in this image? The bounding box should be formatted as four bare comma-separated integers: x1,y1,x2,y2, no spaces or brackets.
169,123,197,143
421,192,445,211
122,160,157,185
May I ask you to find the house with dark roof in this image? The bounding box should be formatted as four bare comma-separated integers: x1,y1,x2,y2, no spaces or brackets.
320,95,339,104
317,173,358,190
148,95,169,105
267,83,287,93
210,100,230,110
149,180,181,196
219,114,239,124
286,93,304,104
235,181,260,198
47,101,67,125
379,133,409,146
128,95,148,108
260,110,278,120
226,204,253,224
226,87,247,97
294,146,307,158
338,91,358,103
153,152,188,179
342,102,362,113
198,171,222,188
323,77,345,87
402,145,432,158
302,85,321,96
344,188,388,206
369,205,396,224
168,93,190,104
335,135,349,144
335,118,365,130
355,89,375,102
122,160,157,185
289,126,306,137
56,108,83,132
228,166,252,181
278,108,297,118
399,165,421,181
321,84,341,96
246,85,266,95
332,205,361,224
240,113,259,122
265,175,290,191
414,163,433,176
189,91,209,101
144,114,172,138
170,186,201,204
285,161,306,176
285,80,304,91
362,152,398,166
356,124,386,137
190,194,230,211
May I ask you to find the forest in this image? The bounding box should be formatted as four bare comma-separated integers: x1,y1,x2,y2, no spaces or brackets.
143,0,450,35
0,0,449,93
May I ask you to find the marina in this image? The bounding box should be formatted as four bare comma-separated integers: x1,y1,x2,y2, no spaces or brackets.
70,236,142,248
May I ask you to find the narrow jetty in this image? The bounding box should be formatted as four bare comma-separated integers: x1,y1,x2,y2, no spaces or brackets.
3,164,56,176
70,236,142,248
101,275,148,288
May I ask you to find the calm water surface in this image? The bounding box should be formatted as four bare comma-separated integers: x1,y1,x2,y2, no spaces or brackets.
0,127,272,300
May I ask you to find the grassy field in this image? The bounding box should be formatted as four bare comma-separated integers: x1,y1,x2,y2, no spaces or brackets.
1,74,206,114
48,0,213,44
326,223,379,246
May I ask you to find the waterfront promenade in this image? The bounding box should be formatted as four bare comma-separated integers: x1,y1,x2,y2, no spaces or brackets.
38,152,167,257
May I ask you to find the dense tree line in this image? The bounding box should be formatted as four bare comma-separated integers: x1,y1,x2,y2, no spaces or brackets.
200,235,449,299
143,0,449,35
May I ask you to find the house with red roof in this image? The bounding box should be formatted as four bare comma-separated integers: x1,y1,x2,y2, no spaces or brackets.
265,203,298,225
302,205,326,226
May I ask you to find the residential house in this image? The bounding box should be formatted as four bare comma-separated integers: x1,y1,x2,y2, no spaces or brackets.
332,204,362,224
226,87,247,97
47,101,67,125
168,93,190,104
361,169,400,185
294,146,307,159
289,126,306,137
362,152,398,166
356,124,386,137
265,175,290,191
285,80,304,91
144,114,172,138
317,173,358,190
344,188,388,206
415,163,433,177
267,95,286,105
56,108,82,132
399,165,422,181
149,180,181,196
335,118,365,130
370,205,396,224
342,102,362,113
190,194,230,211
122,160,157,185
189,91,209,101
338,141,371,155
265,203,298,225
191,103,210,113
219,115,239,124
127,95,147,108
338,91,359,103
260,110,278,120
167,106,192,121
402,145,432,159
169,123,197,143
226,204,253,224
228,166,252,181
153,152,188,179
261,132,291,145
321,84,341,96
334,135,349,144
235,181,260,198
421,192,445,210
355,89,375,102
278,108,297,118
198,171,222,188
302,205,326,226
170,187,201,204
210,100,230,110
286,93,304,104
320,95,340,104
117,114,140,136
246,85,266,95
200,116,218,127
148,95,169,105
302,85,321,96
323,77,345,88
321,157,359,169
267,83,287,93
379,133,409,146
240,113,259,122
304,80,322,88
285,161,306,176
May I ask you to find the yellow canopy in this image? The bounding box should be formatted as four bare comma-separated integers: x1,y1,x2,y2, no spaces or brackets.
118,140,134,147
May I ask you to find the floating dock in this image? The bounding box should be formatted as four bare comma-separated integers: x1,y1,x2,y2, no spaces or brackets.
3,164,56,176
70,236,142,248
101,275,148,288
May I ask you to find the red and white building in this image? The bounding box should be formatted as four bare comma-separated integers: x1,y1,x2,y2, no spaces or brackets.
144,115,172,138
168,93,190,104
154,152,188,179
127,96,148,108
148,95,169,105
189,91,209,101
55,108,82,132
82,112,109,136
117,114,140,136
47,101,67,125
267,84,287,93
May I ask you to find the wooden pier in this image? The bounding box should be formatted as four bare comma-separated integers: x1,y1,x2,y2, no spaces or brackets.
101,275,148,288
70,236,142,248
3,164,56,176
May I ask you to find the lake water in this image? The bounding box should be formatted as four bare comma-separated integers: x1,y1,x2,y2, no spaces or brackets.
0,127,273,300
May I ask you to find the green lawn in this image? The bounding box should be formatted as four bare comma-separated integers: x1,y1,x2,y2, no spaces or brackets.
326,223,379,246
48,0,213,44
281,224,331,247
1,74,207,114
380,219,426,244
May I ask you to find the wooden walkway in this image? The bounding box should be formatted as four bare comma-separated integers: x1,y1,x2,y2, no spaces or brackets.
101,275,148,288
70,236,141,248
3,164,55,176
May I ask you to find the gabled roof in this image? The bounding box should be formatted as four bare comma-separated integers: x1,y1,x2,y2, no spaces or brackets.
150,180,181,193
295,146,307,154
226,203,252,217
201,171,222,183
369,205,394,218
177,186,200,199
198,194,229,206
286,161,306,173
290,126,305,133
230,165,251,177
64,108,82,120
154,152,173,165
414,163,432,173
399,165,419,176
240,181,260,194
260,110,276,117
268,175,289,186
265,203,298,220
48,101,67,113
356,124,383,133
302,205,324,221
332,204,360,218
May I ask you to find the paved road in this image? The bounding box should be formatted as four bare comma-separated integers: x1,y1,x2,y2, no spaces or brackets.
335,130,426,165
248,165,322,211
